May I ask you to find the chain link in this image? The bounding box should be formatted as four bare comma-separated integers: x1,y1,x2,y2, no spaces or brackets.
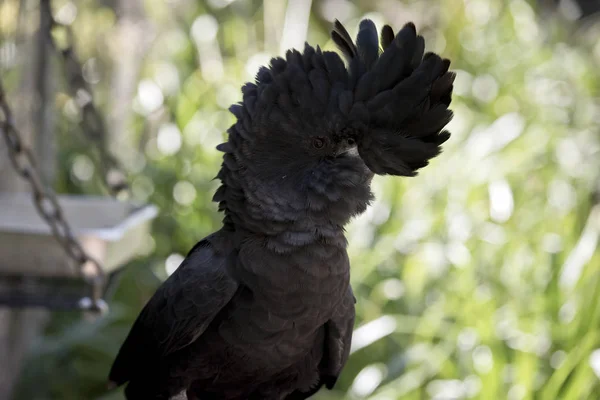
0,80,106,311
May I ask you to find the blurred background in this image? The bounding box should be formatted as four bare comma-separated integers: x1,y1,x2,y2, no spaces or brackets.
1,0,600,399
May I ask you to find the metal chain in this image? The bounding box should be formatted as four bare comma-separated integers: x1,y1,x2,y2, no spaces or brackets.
0,80,106,312
43,0,129,197
0,0,135,312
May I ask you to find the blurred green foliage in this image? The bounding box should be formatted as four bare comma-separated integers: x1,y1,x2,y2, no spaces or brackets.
2,0,600,399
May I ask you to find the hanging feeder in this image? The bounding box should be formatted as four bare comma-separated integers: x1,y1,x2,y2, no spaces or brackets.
0,2,159,312
0,193,157,310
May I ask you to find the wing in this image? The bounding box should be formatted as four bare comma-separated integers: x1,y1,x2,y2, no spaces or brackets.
108,236,239,386
320,285,356,389
286,286,356,400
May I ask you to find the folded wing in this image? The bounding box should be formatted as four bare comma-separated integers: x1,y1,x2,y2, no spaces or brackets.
108,238,238,386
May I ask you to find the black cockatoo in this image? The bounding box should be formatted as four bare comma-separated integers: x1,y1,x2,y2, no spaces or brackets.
109,19,454,400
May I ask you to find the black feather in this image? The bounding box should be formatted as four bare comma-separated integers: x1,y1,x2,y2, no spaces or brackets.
332,19,357,60
331,30,355,62
110,17,454,400
381,25,394,50
356,19,379,70
372,22,418,91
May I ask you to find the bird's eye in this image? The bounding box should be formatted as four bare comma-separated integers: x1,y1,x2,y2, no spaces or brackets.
312,137,325,149
346,138,356,146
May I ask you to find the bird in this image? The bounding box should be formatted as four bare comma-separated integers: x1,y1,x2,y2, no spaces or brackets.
108,18,454,400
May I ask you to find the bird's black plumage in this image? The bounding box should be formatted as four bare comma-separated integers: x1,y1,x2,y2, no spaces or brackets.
109,18,454,400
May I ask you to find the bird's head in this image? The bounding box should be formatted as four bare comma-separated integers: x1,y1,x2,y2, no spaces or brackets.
214,19,454,232
215,44,374,230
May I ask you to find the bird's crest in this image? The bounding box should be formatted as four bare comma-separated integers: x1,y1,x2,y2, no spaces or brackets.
219,18,455,183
